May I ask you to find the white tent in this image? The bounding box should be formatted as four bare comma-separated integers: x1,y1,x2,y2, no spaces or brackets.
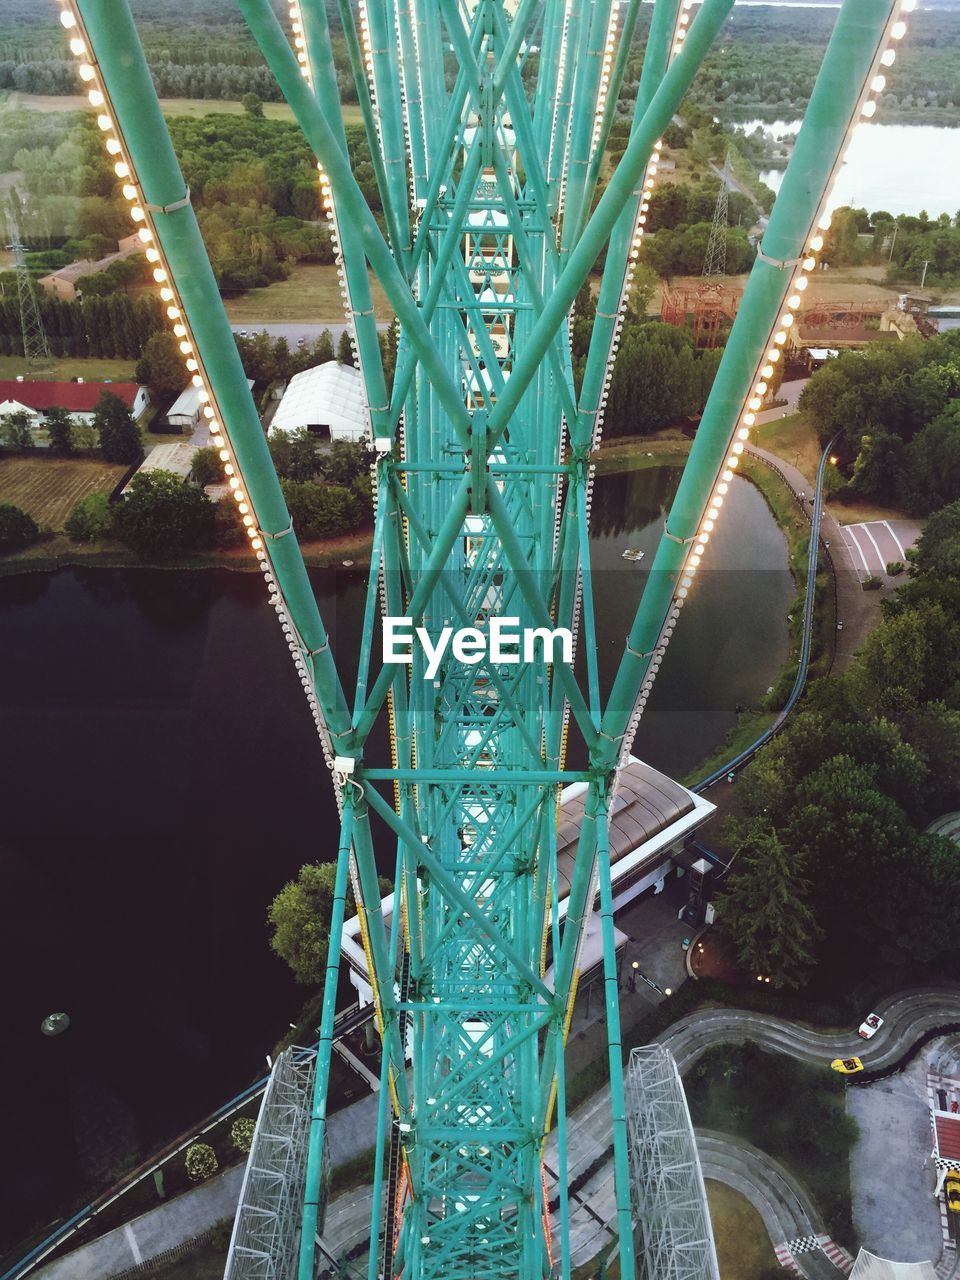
271,363,369,442
849,1250,937,1280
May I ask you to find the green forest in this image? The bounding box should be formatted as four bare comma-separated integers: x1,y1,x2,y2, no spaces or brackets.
1,3,959,123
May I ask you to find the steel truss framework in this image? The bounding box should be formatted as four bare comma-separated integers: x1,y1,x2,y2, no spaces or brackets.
225,1049,319,1280
57,1,915,1277
625,1046,719,1280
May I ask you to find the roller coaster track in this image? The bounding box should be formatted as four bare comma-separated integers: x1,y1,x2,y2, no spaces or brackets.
48,2,919,1277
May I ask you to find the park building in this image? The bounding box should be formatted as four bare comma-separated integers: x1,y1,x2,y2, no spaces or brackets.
270,361,368,442
166,378,254,433
37,233,143,301
0,378,149,432
340,755,716,1015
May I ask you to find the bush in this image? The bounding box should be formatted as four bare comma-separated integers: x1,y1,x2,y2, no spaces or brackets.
0,503,40,552
886,560,904,576
231,1117,256,1155
114,470,216,558
189,446,226,488
863,575,883,590
185,1143,218,1183
65,493,113,542
280,478,363,540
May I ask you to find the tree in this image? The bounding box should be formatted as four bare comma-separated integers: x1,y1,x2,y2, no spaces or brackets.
189,446,226,488
95,392,144,465
135,330,188,400
717,824,822,988
2,410,35,451
70,420,98,453
269,428,319,482
0,503,40,551
320,439,372,487
337,329,355,366
315,329,335,363
267,862,344,984
231,1118,256,1154
45,406,75,456
114,470,216,558
901,404,960,516
65,493,113,542
280,478,362,539
241,92,264,119
184,1143,218,1182
912,500,960,579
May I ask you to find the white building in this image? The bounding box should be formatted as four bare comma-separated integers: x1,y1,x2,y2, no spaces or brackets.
270,363,369,442
167,379,254,432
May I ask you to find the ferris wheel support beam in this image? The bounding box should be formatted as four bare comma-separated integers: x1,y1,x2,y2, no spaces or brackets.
486,0,735,451
298,0,391,434
238,0,473,449
71,0,355,750
600,0,908,764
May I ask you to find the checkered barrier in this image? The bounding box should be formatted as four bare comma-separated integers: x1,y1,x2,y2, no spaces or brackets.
776,1236,854,1274
774,1242,805,1273
936,1247,957,1279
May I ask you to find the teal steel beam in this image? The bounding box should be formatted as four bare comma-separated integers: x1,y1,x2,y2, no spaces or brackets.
595,794,637,1280
297,802,355,1280
572,0,645,248
599,0,901,762
486,0,735,450
299,0,390,436
237,0,472,447
72,0,354,755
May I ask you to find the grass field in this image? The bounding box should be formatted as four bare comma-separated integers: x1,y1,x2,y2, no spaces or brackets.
756,410,822,486
0,456,128,530
1,92,363,125
706,1181,780,1280
224,263,393,324
0,356,136,383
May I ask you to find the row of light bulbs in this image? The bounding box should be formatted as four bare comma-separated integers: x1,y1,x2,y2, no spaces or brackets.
57,0,338,772
619,0,916,761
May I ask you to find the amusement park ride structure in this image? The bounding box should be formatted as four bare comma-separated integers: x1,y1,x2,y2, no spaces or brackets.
53,1,915,1277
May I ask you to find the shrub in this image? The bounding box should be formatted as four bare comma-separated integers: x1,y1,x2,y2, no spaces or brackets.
0,503,40,552
231,1117,256,1155
65,493,113,542
185,1143,218,1182
114,470,216,558
863,575,883,590
886,560,904,576
280,479,363,540
189,446,226,488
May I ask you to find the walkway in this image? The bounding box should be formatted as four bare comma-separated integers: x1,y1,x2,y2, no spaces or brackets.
745,438,876,673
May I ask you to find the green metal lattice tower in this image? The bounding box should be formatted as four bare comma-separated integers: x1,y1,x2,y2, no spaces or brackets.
56,1,916,1277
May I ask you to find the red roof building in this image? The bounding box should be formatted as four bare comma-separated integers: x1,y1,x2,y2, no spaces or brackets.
0,381,150,435
0,380,144,414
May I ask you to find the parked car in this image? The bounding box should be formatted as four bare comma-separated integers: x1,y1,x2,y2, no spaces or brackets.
946,1172,960,1214
831,1057,864,1075
859,1013,884,1039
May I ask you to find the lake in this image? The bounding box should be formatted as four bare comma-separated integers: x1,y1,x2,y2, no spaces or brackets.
0,464,794,1257
750,120,960,217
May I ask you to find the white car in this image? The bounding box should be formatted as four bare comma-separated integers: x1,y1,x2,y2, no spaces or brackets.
858,1013,883,1039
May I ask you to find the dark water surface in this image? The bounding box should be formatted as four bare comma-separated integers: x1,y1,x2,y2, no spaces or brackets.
0,465,793,1252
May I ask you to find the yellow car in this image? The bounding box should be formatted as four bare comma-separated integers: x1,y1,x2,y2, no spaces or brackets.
831,1057,864,1075
945,1172,960,1214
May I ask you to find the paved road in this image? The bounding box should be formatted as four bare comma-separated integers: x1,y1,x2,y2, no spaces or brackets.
227,321,391,346
697,1129,843,1280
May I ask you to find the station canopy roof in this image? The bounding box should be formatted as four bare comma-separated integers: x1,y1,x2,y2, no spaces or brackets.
850,1251,936,1280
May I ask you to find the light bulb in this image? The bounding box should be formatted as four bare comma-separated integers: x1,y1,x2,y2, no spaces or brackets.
862,100,877,119
105,138,121,155
88,89,104,106
69,37,86,55
115,161,130,178
881,49,896,67
59,10,77,27
78,64,96,82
